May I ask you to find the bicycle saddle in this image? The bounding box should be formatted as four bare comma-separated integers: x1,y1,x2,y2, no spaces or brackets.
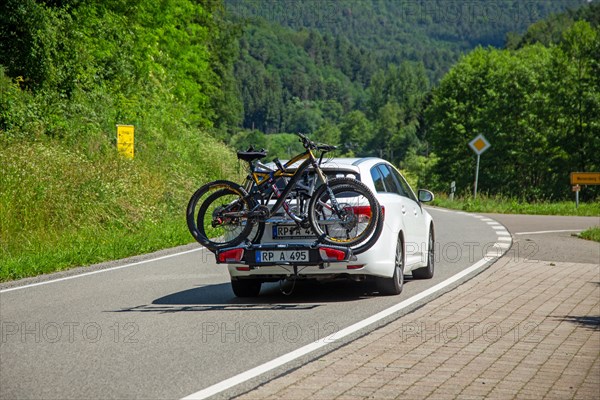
237,146,267,162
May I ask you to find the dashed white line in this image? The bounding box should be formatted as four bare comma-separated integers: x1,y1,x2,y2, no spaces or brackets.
514,229,584,235
181,255,495,400
181,210,513,400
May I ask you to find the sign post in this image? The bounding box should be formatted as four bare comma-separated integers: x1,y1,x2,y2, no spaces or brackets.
468,134,491,200
570,172,600,209
572,185,580,208
117,125,135,159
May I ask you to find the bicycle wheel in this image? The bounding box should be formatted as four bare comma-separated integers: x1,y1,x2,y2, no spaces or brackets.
186,181,257,252
308,177,381,252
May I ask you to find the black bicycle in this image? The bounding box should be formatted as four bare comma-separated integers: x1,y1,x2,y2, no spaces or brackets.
187,133,383,254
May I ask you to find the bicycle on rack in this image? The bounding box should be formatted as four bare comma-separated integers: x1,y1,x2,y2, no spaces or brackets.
186,133,383,255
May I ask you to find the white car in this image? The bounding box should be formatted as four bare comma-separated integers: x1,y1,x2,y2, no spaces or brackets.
220,157,435,297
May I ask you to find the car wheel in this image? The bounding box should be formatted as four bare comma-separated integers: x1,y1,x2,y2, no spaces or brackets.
231,278,262,297
376,235,404,295
412,225,434,279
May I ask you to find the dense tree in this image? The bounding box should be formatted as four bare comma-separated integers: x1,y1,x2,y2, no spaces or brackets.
0,0,239,133
548,21,600,177
339,110,372,156
426,21,599,200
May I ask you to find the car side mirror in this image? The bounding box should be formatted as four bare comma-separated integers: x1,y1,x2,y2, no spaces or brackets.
418,189,434,203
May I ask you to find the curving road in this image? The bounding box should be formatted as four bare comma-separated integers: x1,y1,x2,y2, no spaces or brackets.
0,208,546,399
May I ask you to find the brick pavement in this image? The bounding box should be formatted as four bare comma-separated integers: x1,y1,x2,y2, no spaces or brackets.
236,256,600,399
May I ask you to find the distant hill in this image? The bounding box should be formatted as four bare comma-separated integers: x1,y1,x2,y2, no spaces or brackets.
225,0,586,135
227,0,585,82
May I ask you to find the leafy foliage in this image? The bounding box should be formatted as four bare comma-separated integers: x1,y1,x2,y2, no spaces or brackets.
224,0,585,186
426,20,600,201
0,0,241,278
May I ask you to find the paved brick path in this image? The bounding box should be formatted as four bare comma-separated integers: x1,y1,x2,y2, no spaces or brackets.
236,257,600,399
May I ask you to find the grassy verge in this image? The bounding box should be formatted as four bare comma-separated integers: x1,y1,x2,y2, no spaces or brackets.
578,227,600,242
0,136,239,282
0,218,192,281
431,194,600,217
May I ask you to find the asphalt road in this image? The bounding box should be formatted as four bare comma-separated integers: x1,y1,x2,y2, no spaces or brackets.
0,209,596,399
482,213,599,264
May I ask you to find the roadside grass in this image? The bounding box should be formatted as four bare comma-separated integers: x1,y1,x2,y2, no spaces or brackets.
0,135,239,282
0,218,192,281
431,194,600,217
578,227,600,243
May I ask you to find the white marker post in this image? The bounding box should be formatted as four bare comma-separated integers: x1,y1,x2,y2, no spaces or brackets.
468,134,491,200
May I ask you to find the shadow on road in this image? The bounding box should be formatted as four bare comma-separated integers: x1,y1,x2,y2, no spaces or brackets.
111,278,412,313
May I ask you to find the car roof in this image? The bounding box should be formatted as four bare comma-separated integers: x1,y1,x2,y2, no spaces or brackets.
274,157,385,173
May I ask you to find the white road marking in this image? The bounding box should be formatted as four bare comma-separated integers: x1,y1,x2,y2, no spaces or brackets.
182,210,512,400
181,254,505,400
514,229,584,235
497,237,512,242
0,248,204,294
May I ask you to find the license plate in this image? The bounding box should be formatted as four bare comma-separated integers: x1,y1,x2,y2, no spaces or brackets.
255,250,309,263
272,225,314,239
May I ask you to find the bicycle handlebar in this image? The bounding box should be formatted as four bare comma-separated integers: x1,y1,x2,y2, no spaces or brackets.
296,132,337,152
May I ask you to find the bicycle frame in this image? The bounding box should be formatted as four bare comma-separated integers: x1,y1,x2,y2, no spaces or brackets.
245,148,330,223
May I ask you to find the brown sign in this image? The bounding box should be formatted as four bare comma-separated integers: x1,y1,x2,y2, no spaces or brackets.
572,185,580,192
570,172,600,185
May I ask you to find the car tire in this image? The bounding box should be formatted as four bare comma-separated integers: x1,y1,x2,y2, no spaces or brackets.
376,234,404,296
231,278,262,297
412,225,435,279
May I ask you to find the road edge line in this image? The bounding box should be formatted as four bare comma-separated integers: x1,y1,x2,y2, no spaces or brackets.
0,248,203,294
181,258,494,400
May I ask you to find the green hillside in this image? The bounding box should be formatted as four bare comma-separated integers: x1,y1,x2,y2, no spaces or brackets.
0,0,240,279
228,0,584,80
224,0,587,165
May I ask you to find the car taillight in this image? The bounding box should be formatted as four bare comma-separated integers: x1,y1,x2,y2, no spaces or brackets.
319,247,347,261
218,248,244,263
346,205,385,220
347,206,372,217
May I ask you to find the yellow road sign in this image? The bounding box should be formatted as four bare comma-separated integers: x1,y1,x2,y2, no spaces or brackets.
570,172,600,185
468,134,491,155
117,125,134,159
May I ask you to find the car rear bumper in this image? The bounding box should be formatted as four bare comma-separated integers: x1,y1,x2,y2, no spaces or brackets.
225,237,397,279
215,242,355,267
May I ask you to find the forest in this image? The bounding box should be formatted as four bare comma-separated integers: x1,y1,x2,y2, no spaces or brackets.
0,0,598,278
224,0,599,200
